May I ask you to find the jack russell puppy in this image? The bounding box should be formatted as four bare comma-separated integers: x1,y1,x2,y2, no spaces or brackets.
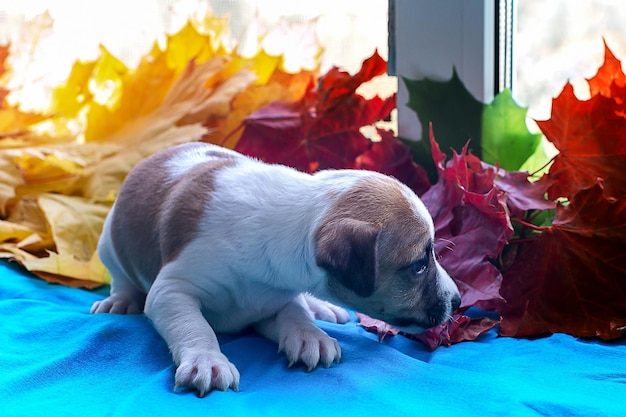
91,142,461,396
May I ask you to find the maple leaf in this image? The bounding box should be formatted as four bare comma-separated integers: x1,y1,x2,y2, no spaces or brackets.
403,72,544,183
499,184,626,340
357,311,498,351
357,128,431,196
587,40,626,97
408,314,498,351
403,70,484,182
421,126,513,311
493,169,555,218
481,89,542,171
205,68,316,148
499,44,626,341
234,51,393,172
355,312,399,342
536,83,626,201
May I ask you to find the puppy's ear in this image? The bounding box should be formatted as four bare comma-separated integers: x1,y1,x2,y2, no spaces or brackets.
314,218,379,297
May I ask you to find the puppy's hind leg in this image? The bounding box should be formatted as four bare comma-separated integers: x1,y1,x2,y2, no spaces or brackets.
254,294,342,371
91,249,145,315
90,276,146,315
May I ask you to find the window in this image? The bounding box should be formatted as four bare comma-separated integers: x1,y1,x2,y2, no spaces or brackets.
0,0,390,110
515,0,626,122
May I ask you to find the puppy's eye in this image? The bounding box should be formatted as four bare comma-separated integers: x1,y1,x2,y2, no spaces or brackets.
411,259,428,275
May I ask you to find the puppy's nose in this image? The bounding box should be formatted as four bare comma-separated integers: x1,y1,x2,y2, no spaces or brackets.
451,292,461,312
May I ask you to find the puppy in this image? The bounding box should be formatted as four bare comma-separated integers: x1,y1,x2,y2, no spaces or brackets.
91,142,461,396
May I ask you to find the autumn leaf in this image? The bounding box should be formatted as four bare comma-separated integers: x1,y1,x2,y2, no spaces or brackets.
421,126,513,311
0,11,321,285
587,40,626,97
536,83,626,201
494,169,555,218
234,51,393,172
63,55,255,203
408,314,498,351
205,67,315,148
0,219,35,243
356,128,431,196
499,44,626,341
499,184,626,340
22,251,109,289
357,311,498,351
355,312,399,342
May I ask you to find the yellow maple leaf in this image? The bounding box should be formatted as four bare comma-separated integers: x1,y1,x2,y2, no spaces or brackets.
0,219,34,243
50,60,96,119
21,250,110,288
37,194,109,261
0,10,323,287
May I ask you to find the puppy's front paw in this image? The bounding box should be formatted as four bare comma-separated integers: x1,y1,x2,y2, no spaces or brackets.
303,294,350,324
279,326,341,372
175,351,240,396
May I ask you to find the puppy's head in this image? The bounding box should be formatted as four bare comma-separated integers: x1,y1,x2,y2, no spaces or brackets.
315,174,461,332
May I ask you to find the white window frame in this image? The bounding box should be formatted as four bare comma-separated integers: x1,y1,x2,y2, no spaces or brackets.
391,0,496,141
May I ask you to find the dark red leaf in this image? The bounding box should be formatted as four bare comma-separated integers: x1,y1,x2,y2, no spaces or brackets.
358,312,498,351
499,184,626,340
356,312,399,342
421,126,514,311
408,314,499,351
234,51,393,172
494,169,555,217
357,129,431,196
317,50,387,112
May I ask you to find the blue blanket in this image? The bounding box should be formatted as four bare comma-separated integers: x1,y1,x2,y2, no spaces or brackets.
1,260,624,417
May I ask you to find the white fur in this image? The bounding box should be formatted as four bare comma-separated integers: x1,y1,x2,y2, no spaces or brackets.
91,143,460,396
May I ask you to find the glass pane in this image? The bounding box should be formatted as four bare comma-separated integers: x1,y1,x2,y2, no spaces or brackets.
515,0,626,122
0,0,391,110
0,0,388,73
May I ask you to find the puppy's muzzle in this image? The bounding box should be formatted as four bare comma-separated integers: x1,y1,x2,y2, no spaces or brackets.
427,292,461,326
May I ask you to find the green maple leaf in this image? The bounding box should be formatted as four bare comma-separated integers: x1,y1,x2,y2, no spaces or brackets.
402,69,483,182
402,71,543,181
482,89,542,171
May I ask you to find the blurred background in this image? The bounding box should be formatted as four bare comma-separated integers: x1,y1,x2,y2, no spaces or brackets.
1,0,626,124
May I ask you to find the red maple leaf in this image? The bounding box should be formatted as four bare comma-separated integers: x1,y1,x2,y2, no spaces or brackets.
356,128,431,196
493,169,555,218
355,312,399,342
421,125,513,311
408,314,498,351
499,184,626,340
361,126,513,351
357,311,498,351
500,44,626,340
233,51,394,172
587,40,626,97
536,81,626,201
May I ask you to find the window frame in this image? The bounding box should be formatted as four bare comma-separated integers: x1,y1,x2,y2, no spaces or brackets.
390,0,498,140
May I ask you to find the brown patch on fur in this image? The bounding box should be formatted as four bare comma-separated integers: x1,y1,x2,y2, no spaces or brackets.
160,158,236,263
315,175,431,297
110,143,238,288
